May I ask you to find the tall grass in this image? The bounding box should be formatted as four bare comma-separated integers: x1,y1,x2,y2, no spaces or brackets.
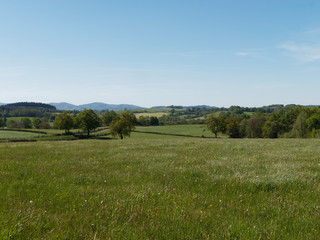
1,137,320,239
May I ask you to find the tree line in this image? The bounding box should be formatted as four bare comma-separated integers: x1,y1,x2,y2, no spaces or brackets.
0,102,57,118
206,105,320,138
2,104,320,139
0,117,50,129
0,109,155,138
130,104,299,125
53,109,136,139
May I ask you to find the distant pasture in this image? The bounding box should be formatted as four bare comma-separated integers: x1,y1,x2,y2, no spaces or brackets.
135,112,169,118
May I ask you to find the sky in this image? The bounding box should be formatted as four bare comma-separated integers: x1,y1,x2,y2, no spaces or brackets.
1,0,320,107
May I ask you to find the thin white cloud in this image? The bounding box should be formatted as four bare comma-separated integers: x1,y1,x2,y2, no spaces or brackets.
305,28,320,35
279,42,320,62
233,49,276,63
235,52,249,56
156,50,226,58
156,52,194,57
253,83,290,90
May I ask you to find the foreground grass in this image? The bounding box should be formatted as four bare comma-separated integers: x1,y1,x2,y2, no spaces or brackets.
1,137,320,239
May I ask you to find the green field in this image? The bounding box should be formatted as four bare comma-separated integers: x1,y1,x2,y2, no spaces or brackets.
135,112,169,118
5,117,36,122
36,128,82,135
135,124,218,138
0,130,44,139
1,135,320,239
132,108,172,113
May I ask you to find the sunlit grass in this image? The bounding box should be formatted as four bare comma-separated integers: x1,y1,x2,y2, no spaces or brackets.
0,130,44,139
135,112,169,118
1,137,320,239
135,124,217,137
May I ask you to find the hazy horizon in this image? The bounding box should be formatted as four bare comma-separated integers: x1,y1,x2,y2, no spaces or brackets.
1,1,320,107
0,101,315,109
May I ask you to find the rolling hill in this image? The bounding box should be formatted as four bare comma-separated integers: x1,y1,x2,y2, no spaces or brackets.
50,102,143,111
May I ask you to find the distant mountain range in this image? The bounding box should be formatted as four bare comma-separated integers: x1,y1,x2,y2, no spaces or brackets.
5,102,315,111
184,105,214,109
0,102,216,111
151,105,214,109
49,102,143,111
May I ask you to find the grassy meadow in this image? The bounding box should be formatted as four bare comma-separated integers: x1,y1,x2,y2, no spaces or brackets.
5,117,36,122
132,108,172,113
135,124,217,138
0,130,45,140
1,129,320,239
135,112,169,118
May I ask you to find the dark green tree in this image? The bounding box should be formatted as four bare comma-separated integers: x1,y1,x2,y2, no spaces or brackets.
262,120,279,138
0,117,5,128
39,121,50,129
32,117,42,129
239,119,248,138
7,120,19,128
225,115,241,138
150,116,159,126
102,110,118,126
280,106,308,133
20,118,32,129
54,111,74,134
138,116,149,126
76,109,101,137
109,112,136,139
206,114,226,138
291,111,308,138
307,110,320,138
262,112,283,138
306,108,320,132
245,113,266,138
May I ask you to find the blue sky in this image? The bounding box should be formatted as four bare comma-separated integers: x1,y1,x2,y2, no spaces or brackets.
1,0,320,107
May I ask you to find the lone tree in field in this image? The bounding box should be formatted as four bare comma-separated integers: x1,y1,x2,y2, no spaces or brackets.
76,109,101,137
206,114,226,138
54,111,74,134
109,112,136,140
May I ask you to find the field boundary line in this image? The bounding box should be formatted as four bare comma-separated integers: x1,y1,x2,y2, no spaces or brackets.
133,130,214,138
0,128,48,134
